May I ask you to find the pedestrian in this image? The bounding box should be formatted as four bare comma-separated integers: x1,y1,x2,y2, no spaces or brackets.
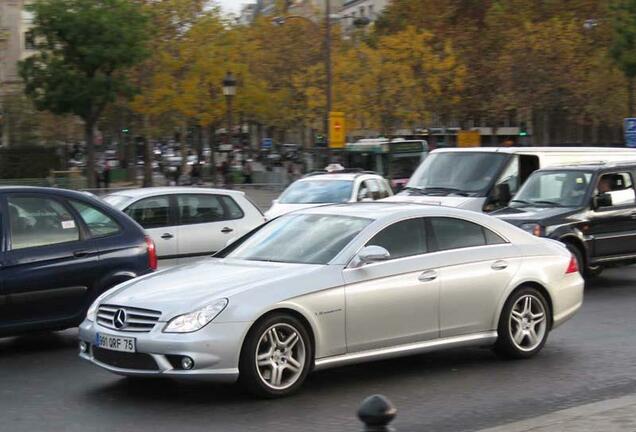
242,159,253,184
103,160,111,190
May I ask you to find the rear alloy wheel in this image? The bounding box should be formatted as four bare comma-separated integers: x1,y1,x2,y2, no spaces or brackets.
240,314,312,398
495,287,550,359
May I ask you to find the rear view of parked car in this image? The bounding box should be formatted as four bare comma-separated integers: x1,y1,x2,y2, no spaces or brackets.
0,187,156,337
104,188,266,268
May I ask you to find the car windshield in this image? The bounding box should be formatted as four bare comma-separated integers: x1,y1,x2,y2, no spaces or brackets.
406,152,509,196
103,195,133,209
279,180,353,204
511,170,593,208
225,213,371,264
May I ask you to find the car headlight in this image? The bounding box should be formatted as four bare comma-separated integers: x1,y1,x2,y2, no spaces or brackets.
520,223,544,237
163,299,228,333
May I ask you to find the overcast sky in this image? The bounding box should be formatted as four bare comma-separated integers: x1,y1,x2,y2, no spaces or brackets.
216,0,244,15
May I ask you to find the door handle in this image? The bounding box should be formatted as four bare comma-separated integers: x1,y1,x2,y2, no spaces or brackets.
73,250,90,258
418,270,438,282
161,233,174,240
492,260,509,271
630,212,636,219
221,227,234,234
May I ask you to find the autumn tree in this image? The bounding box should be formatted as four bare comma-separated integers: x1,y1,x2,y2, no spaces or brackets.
612,0,636,116
20,0,149,187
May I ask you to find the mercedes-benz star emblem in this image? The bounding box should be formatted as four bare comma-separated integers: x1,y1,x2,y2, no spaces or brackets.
113,309,127,329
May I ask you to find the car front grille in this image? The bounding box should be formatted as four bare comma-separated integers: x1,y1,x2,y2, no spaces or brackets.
92,346,158,371
97,304,161,333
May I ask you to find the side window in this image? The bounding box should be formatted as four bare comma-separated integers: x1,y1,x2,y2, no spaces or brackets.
178,194,226,225
125,196,170,229
357,181,372,201
484,227,507,245
495,156,520,195
596,172,636,207
8,196,80,250
377,179,391,199
70,200,120,238
367,218,427,260
431,217,500,251
220,196,245,219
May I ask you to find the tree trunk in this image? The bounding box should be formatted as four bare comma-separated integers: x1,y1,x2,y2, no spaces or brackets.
85,120,96,189
209,124,217,184
629,76,635,117
143,116,153,188
127,132,136,184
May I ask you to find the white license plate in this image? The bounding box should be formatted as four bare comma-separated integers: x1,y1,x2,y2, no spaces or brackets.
96,333,136,353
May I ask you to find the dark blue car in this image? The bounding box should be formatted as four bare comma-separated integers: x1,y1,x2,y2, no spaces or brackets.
0,187,156,336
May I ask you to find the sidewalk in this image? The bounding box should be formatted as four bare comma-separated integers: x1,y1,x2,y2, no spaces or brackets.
478,395,636,431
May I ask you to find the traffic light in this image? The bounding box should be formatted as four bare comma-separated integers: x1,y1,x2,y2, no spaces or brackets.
122,128,130,134
519,124,528,137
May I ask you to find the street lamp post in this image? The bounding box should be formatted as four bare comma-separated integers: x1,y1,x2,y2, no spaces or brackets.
222,72,237,148
273,11,369,164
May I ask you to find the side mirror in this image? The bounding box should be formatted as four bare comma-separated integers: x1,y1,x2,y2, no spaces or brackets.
493,183,512,205
593,193,612,209
354,245,391,267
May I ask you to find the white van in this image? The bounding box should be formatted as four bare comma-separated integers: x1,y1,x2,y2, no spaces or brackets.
385,147,636,212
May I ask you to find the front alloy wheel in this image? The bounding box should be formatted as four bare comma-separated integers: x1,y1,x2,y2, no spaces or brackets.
255,323,306,390
495,287,550,359
240,314,312,398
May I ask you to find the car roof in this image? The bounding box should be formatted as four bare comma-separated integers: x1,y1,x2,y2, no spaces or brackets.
0,186,97,198
106,187,246,199
295,201,462,220
537,161,636,172
299,172,382,182
432,146,636,154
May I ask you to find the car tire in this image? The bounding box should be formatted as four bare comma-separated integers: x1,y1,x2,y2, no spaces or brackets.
494,287,551,360
564,242,602,279
239,313,313,398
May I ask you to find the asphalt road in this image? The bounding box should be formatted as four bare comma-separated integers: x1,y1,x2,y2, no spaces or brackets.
2,267,636,432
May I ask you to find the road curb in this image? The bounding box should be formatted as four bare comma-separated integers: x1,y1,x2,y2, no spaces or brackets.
476,394,636,432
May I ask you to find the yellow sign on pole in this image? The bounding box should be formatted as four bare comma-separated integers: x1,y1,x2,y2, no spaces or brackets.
329,112,346,149
457,130,481,148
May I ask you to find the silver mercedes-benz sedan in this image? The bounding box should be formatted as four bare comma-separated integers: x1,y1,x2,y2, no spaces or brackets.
79,202,584,397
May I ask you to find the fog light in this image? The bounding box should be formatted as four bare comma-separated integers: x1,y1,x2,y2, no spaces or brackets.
181,356,194,370
79,341,88,353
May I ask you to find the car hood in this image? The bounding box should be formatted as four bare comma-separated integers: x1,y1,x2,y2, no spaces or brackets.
101,258,324,320
493,206,579,226
382,194,478,209
265,203,325,219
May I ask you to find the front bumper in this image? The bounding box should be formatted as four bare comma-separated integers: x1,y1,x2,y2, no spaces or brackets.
78,319,251,382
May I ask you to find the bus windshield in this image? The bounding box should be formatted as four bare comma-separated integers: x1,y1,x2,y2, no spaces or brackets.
407,152,509,196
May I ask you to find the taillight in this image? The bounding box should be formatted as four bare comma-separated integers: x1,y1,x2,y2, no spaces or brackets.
145,236,157,271
566,255,579,274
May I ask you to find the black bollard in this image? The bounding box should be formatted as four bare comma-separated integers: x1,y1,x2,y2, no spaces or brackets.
357,394,397,431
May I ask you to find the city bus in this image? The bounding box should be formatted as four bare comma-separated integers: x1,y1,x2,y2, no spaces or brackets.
344,138,429,190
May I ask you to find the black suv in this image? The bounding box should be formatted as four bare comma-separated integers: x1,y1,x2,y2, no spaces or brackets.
0,187,156,336
493,163,636,278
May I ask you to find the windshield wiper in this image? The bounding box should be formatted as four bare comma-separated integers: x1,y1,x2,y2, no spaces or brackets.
510,199,534,206
421,187,470,197
400,186,427,195
532,200,562,207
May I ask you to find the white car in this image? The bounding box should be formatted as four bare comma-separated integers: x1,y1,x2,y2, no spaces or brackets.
79,202,583,397
104,188,265,268
266,171,393,219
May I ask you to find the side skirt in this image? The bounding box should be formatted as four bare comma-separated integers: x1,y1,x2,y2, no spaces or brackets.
313,331,498,371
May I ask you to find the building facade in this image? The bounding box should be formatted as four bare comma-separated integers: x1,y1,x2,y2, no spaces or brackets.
238,3,258,25
339,0,390,32
0,0,34,147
